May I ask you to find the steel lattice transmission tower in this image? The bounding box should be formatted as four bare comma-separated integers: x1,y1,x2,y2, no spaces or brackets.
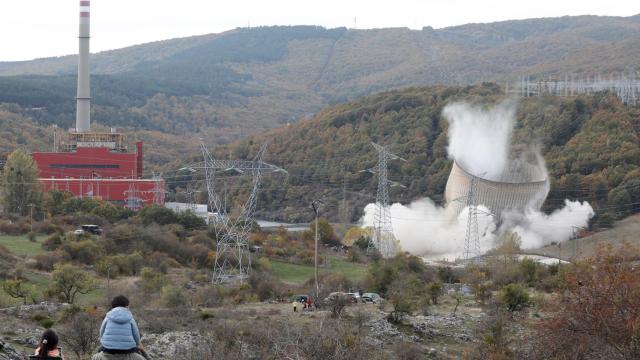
190,141,286,283
367,142,405,258
143,173,166,205
124,183,142,211
463,177,481,263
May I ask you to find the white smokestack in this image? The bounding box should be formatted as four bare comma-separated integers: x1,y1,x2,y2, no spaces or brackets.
76,0,91,132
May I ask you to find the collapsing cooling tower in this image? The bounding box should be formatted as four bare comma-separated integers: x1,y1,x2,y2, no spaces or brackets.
444,158,550,222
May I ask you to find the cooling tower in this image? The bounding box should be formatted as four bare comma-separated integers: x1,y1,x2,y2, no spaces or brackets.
445,158,550,222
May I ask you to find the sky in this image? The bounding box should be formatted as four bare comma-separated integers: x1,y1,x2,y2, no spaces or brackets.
1,0,638,61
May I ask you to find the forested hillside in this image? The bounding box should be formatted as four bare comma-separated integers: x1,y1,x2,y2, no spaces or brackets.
1,15,639,142
200,84,640,225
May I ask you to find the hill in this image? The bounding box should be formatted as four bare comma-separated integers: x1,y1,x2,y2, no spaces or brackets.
205,84,640,225
529,214,640,260
1,15,640,140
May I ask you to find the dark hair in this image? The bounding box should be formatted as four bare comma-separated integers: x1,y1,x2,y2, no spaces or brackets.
37,329,59,357
111,295,130,309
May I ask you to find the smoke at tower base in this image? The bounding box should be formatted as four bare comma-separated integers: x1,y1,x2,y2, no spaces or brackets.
361,198,593,259
361,100,594,259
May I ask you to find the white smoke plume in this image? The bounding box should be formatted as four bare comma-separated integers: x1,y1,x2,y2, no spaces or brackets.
504,200,595,249
444,100,516,180
362,199,495,260
361,100,595,260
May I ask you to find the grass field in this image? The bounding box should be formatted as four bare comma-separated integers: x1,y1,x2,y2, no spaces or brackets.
0,235,46,257
270,255,368,285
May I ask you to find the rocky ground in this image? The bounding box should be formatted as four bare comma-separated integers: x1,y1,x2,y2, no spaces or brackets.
0,297,488,360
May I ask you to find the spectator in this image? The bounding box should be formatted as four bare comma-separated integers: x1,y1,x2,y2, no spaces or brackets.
92,295,146,360
34,329,63,359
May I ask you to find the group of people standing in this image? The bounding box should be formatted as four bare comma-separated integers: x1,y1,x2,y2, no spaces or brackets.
291,295,313,312
33,295,147,360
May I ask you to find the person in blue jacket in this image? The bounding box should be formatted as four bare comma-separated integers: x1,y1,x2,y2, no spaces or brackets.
92,295,146,360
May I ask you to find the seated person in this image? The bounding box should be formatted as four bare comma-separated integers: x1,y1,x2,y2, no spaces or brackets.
92,295,145,360
34,329,63,359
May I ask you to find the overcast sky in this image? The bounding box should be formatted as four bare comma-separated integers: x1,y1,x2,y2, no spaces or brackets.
1,0,638,61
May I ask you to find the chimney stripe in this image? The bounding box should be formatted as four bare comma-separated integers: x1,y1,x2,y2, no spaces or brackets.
80,1,90,6
80,12,90,17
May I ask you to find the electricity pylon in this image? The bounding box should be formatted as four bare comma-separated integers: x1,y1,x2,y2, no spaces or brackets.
463,177,481,263
124,183,142,211
188,141,286,283
367,142,405,258
141,173,166,205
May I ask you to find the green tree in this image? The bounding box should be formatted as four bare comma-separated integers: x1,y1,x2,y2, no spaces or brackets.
2,279,35,305
138,205,178,225
305,218,339,245
2,149,42,216
46,263,96,304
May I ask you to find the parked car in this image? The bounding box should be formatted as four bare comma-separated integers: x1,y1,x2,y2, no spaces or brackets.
324,292,357,305
361,292,384,304
74,224,103,235
345,292,360,303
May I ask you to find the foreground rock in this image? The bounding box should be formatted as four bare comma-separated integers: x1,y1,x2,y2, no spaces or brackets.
0,338,26,360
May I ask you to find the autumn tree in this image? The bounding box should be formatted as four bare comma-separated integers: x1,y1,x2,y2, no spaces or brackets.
530,243,640,359
46,263,96,304
2,149,42,216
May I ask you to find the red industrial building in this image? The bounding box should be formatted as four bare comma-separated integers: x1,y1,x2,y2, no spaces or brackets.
32,135,164,209
31,1,165,210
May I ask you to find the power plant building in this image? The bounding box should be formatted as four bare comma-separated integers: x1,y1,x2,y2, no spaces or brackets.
31,1,164,209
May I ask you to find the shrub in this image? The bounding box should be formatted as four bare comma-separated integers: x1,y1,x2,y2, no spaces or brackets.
177,210,206,230
248,270,283,301
32,313,48,322
32,220,59,235
427,282,443,305
39,318,55,329
160,285,189,308
192,286,224,307
498,283,530,311
42,233,64,251
59,304,83,322
0,220,27,235
59,311,101,360
139,267,167,294
63,239,104,264
527,243,640,359
144,252,176,273
27,232,37,242
200,311,214,320
32,251,68,271
138,206,179,226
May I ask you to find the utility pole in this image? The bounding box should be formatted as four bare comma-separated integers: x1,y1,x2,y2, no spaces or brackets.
311,199,324,301
28,204,34,233
340,174,349,231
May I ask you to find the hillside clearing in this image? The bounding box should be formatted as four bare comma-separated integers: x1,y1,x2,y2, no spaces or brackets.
271,255,368,284
0,235,46,257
